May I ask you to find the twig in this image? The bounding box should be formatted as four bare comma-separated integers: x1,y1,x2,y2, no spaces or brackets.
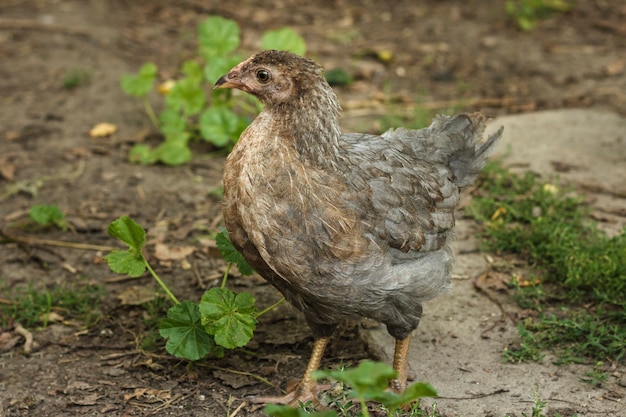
229,401,247,417
473,272,516,338
1,229,117,252
0,18,91,37
203,365,277,389
14,322,34,354
149,393,187,415
437,388,509,400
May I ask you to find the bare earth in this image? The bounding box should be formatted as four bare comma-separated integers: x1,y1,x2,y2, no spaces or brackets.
1,1,625,416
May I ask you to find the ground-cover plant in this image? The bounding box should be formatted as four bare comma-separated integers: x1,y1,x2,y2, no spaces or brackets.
121,16,306,165
505,0,574,31
467,161,626,365
28,203,70,231
63,68,91,89
103,216,283,360
0,279,103,329
265,361,437,417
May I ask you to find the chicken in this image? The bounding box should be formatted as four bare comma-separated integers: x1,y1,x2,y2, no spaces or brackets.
215,50,502,404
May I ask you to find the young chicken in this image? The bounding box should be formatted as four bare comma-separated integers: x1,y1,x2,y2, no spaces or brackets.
216,50,502,404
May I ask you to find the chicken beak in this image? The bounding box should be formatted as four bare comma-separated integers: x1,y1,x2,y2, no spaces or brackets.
214,71,242,90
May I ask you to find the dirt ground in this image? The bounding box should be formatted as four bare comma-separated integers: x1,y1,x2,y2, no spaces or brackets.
1,1,625,416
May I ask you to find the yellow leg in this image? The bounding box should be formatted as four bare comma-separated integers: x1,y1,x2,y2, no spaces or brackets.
390,335,412,392
251,337,330,405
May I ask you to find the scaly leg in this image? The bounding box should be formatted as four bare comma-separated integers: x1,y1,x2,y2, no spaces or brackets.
251,337,330,405
390,335,412,392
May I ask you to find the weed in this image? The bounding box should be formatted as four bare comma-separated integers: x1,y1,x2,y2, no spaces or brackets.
121,16,306,165
468,161,626,364
103,216,286,360
28,204,70,231
63,68,91,89
581,361,609,386
505,0,574,31
265,361,437,417
0,278,103,329
522,388,547,417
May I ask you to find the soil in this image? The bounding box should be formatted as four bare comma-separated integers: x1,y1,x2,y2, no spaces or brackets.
1,1,625,416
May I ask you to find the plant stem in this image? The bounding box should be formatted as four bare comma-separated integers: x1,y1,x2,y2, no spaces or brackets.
144,258,180,305
221,263,232,288
257,297,286,317
359,395,370,417
143,98,160,129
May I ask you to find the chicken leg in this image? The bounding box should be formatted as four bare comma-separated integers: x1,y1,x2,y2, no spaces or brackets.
390,335,412,392
252,337,330,405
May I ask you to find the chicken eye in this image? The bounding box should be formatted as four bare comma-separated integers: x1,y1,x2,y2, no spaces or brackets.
256,69,271,83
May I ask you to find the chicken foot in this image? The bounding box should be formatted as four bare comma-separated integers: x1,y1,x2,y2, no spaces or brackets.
251,337,330,405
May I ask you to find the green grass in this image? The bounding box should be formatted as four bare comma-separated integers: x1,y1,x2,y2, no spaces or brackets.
0,279,104,329
467,161,626,365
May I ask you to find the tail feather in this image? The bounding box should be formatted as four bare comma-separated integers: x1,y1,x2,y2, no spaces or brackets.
445,112,503,188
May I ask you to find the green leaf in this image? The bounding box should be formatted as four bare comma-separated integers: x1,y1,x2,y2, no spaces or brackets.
166,78,205,116
29,204,65,226
325,68,353,86
154,137,192,166
159,108,187,137
103,249,146,277
204,55,242,86
264,404,336,417
159,301,215,360
121,62,157,97
312,361,437,413
129,144,157,165
106,216,146,250
198,16,240,60
313,361,396,394
362,382,437,413
199,106,243,147
261,28,306,55
215,229,254,275
103,216,147,277
181,60,203,83
199,287,257,349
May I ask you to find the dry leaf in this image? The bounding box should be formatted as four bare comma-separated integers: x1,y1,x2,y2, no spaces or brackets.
158,79,176,95
212,370,257,389
181,259,191,270
89,122,118,138
604,59,625,76
117,285,156,306
0,331,21,352
40,311,65,323
511,274,541,287
125,387,148,401
69,393,101,406
475,271,510,292
134,358,164,371
66,380,94,391
0,159,16,181
124,387,171,401
154,243,195,261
